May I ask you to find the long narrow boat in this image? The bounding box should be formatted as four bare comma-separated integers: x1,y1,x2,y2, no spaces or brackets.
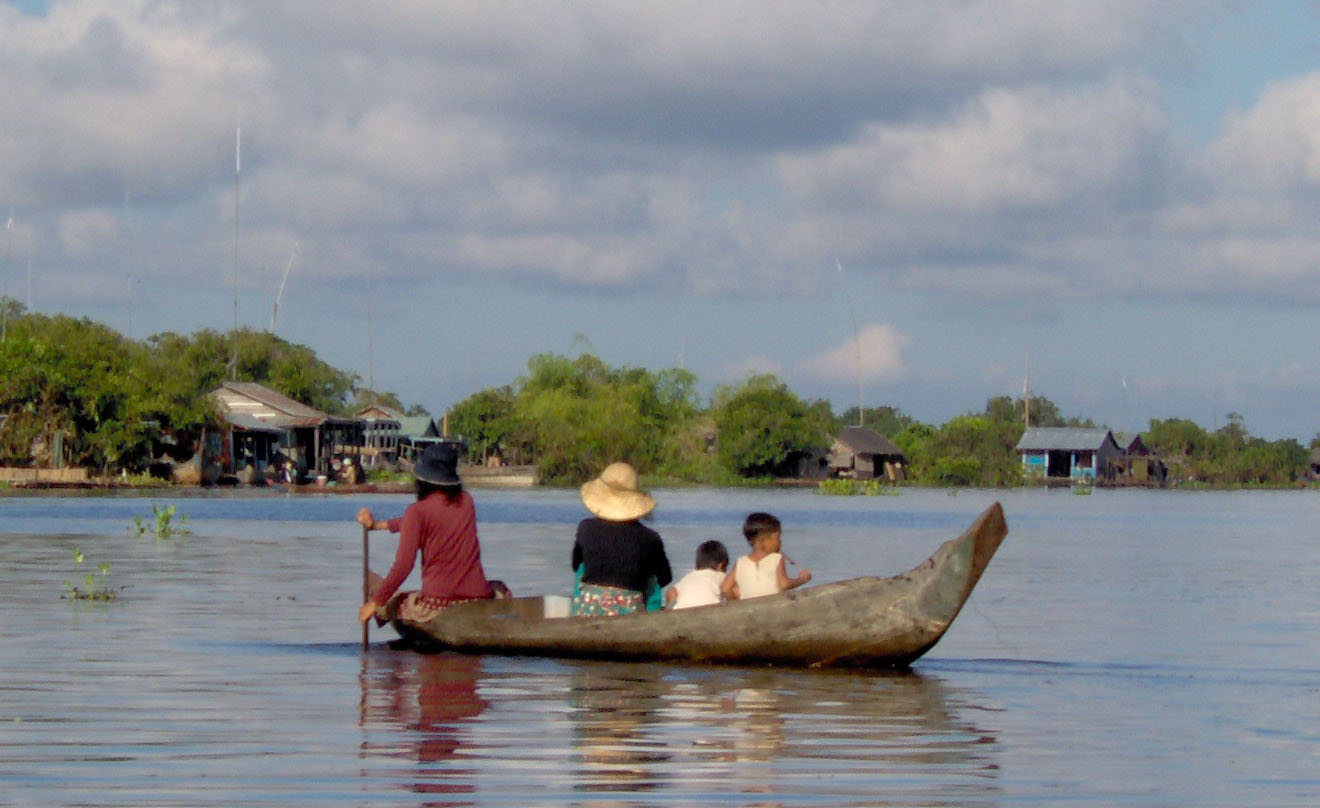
392,501,1007,669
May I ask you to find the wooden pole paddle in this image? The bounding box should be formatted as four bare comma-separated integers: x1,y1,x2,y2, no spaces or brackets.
361,523,369,651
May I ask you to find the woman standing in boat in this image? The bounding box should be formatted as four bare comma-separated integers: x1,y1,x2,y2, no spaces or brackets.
356,443,497,629
571,462,672,616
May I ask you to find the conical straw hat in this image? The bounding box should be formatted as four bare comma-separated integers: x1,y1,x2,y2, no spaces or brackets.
579,462,655,522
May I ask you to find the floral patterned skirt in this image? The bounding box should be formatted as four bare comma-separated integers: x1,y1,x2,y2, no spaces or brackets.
571,582,644,617
375,583,511,628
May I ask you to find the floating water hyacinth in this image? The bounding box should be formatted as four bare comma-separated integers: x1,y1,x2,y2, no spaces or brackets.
65,549,117,601
127,504,192,539
817,478,898,496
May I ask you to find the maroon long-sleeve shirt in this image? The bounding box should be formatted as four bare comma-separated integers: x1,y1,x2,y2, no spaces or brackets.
372,491,492,606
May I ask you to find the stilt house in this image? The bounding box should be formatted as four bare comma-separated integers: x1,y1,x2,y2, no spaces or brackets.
827,426,906,481
212,381,362,483
1016,427,1122,482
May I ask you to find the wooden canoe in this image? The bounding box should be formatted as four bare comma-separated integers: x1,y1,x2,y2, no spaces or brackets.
390,501,1007,668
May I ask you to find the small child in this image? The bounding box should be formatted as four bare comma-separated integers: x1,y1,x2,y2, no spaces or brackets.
721,512,811,600
664,540,729,610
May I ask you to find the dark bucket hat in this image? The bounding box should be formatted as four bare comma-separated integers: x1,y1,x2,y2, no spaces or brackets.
414,443,461,486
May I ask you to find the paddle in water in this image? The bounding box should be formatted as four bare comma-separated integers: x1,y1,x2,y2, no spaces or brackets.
361,524,369,650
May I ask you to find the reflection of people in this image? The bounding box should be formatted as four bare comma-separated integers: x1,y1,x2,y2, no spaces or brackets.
665,540,729,610
565,665,996,800
570,462,672,616
569,663,671,790
359,652,487,798
721,512,811,601
727,686,786,766
356,443,497,631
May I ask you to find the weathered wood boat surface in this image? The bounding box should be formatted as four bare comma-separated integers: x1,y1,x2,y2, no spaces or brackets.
400,501,1007,668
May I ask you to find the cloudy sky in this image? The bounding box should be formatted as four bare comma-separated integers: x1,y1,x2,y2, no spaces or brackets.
3,1,1319,440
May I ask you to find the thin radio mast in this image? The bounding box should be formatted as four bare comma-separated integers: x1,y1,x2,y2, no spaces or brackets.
677,304,688,371
366,266,376,391
1023,353,1031,427
123,190,134,339
2,209,13,343
270,241,300,333
230,125,241,379
837,260,863,427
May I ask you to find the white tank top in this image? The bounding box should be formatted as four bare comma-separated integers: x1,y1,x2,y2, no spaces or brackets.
733,553,782,599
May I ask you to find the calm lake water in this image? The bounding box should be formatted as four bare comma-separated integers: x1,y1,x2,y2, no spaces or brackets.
1,486,1317,806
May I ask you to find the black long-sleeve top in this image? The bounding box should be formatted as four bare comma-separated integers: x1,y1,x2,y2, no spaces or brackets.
571,517,673,593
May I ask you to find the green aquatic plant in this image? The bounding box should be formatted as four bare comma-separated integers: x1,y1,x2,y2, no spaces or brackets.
65,548,117,601
127,504,192,539
818,478,900,496
115,472,170,488
818,478,855,496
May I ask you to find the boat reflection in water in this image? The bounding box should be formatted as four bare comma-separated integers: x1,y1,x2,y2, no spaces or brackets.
566,660,1001,806
357,652,1000,805
358,652,488,803
569,663,674,795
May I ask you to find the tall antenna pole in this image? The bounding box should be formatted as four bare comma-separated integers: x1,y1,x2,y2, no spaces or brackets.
270,240,300,333
366,266,376,390
837,260,863,427
1023,352,1031,428
123,191,134,339
2,209,13,343
231,125,241,380
25,233,32,312
677,304,688,371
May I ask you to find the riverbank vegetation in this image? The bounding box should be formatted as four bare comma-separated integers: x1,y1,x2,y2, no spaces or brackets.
448,355,1316,488
0,303,359,473
2,301,1316,488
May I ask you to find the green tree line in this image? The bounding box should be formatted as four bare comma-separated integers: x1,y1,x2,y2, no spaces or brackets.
2,300,1315,485
450,354,1317,487
0,303,367,471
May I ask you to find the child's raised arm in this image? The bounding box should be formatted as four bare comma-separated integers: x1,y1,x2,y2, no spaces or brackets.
775,556,812,591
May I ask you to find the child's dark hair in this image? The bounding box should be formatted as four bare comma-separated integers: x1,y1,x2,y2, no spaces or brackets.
694,540,729,571
742,512,781,542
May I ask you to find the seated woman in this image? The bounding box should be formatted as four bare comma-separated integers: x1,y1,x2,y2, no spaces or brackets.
356,444,498,636
571,462,672,616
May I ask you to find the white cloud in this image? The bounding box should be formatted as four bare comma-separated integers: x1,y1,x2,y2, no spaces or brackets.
1209,73,1320,192
0,1,1212,305
777,79,1171,215
802,323,909,384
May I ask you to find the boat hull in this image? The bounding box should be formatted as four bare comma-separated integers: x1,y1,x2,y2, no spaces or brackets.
398,501,1008,668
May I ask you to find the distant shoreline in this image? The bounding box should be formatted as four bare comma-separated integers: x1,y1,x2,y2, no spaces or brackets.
0,464,539,494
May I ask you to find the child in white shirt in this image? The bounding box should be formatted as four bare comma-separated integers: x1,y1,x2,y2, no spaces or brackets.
664,540,729,609
721,512,811,600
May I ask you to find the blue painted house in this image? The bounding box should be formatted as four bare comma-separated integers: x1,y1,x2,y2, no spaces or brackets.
1016,427,1122,481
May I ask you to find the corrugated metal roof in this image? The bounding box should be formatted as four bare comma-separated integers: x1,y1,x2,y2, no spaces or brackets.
212,381,351,428
358,404,406,421
835,426,902,456
397,416,438,438
359,407,437,437
1016,427,1115,451
222,411,286,434
1112,432,1148,452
